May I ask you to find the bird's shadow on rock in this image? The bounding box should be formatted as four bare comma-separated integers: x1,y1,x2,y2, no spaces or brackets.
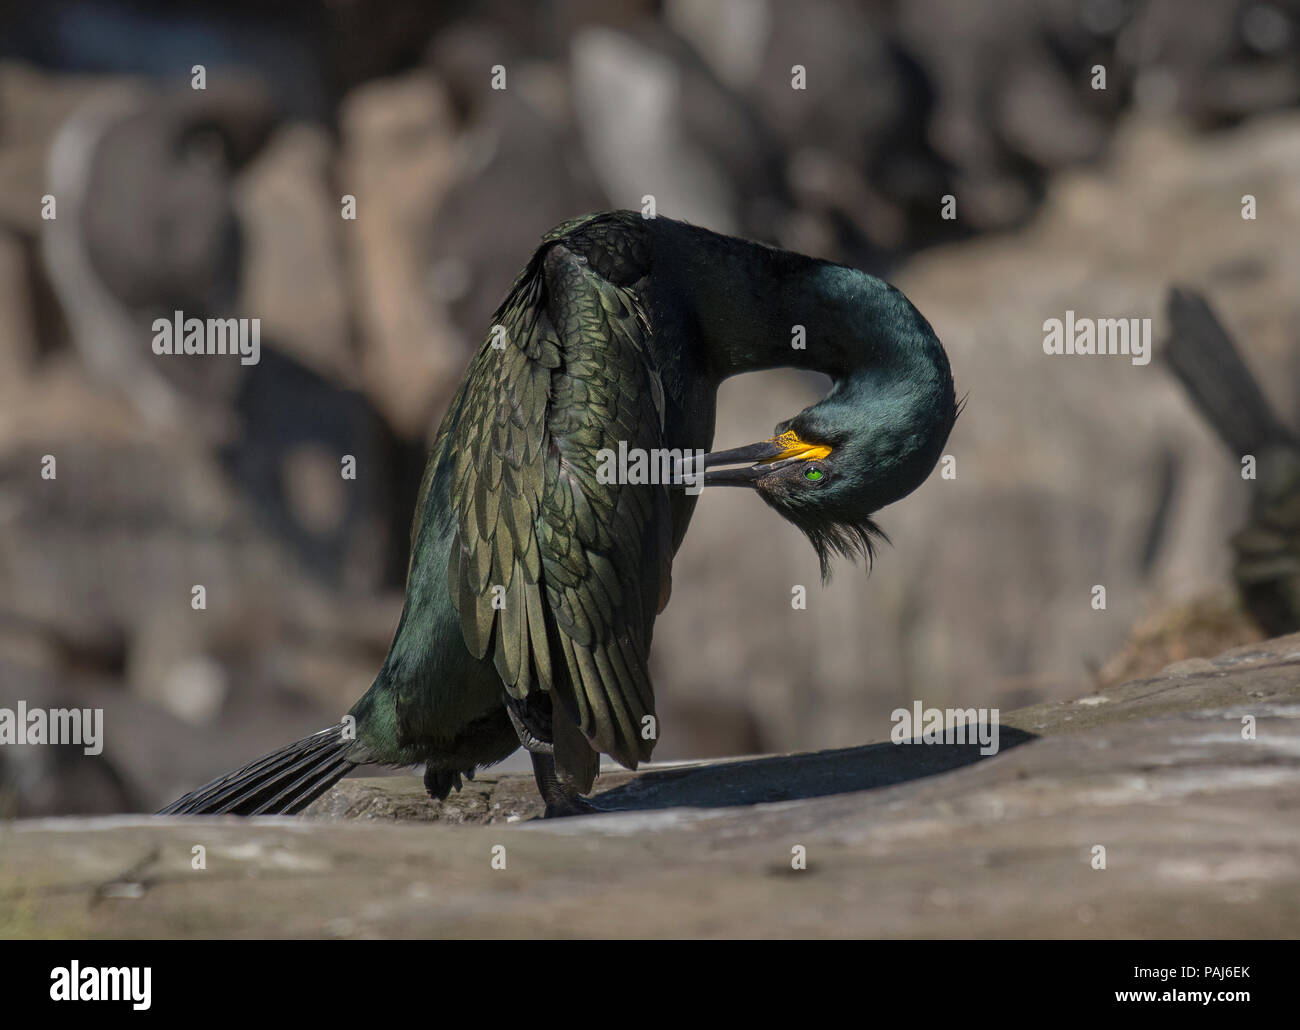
591,728,1037,813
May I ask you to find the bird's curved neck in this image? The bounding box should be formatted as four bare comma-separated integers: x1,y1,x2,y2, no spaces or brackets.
649,218,929,386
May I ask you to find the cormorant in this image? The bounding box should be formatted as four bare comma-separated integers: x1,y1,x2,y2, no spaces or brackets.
161,211,958,818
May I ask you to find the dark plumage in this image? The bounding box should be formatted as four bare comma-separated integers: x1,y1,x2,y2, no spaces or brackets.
161,211,957,818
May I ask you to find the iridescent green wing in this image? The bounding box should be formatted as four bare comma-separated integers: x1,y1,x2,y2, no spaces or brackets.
447,234,670,781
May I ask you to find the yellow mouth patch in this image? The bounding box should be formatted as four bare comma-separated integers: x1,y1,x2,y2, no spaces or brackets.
768,430,832,463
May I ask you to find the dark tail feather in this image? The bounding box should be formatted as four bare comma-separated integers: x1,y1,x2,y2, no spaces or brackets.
158,727,357,816
1164,288,1293,456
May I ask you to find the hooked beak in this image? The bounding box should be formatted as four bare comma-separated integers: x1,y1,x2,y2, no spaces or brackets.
678,431,832,488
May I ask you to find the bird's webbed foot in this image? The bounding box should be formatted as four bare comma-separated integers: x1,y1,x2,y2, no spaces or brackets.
529,751,603,819
423,765,468,801
543,794,603,819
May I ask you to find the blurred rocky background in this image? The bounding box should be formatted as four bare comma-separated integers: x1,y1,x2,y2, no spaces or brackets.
1,0,1298,815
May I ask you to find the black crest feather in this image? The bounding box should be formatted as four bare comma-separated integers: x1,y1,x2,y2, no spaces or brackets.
782,506,889,583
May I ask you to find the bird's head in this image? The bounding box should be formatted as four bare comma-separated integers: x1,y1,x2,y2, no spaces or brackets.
689,266,959,579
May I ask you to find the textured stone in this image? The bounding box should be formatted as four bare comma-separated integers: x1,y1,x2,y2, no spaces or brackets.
3,632,1297,938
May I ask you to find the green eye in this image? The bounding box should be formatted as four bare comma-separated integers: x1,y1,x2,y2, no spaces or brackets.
804,467,823,481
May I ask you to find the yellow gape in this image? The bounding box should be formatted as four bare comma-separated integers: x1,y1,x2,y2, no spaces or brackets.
768,430,832,463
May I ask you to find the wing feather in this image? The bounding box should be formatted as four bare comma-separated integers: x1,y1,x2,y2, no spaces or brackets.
447,225,668,779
